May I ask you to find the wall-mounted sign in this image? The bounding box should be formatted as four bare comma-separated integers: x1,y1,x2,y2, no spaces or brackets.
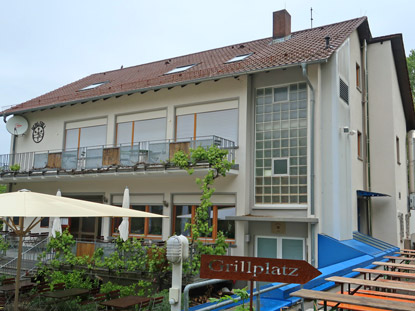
200,255,321,284
31,121,46,143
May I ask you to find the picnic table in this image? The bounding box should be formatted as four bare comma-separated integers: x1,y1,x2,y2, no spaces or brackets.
99,295,150,310
290,288,415,311
41,288,89,310
0,280,33,302
384,255,415,263
372,261,415,271
353,267,415,281
325,276,415,294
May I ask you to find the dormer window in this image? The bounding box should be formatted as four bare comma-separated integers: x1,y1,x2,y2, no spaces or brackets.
226,53,253,63
165,64,196,75
78,81,108,91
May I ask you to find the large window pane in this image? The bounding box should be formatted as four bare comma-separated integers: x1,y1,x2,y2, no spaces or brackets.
65,129,79,149
176,114,194,140
134,118,166,142
174,206,192,236
257,237,277,258
80,125,107,147
148,206,163,235
130,206,146,234
282,239,303,260
217,206,235,239
196,109,238,143
117,122,133,145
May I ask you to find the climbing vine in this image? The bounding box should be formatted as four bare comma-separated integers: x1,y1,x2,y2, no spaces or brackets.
171,145,233,272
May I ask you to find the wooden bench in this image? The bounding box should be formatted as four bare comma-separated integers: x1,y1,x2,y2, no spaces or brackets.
400,249,415,253
290,289,415,311
325,276,415,294
372,261,415,271
395,251,415,257
353,268,415,281
356,289,415,301
384,256,415,262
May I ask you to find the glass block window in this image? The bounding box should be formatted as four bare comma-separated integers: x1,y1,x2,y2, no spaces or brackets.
255,83,308,205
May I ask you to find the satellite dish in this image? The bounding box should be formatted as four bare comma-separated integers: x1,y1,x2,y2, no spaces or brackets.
6,115,29,135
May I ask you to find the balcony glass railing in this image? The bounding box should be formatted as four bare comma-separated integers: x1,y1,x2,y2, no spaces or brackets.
0,136,236,174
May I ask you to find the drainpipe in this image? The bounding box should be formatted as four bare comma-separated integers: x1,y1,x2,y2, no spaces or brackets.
362,40,373,235
301,63,316,266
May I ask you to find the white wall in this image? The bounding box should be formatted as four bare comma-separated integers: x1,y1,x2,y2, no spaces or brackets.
368,40,409,246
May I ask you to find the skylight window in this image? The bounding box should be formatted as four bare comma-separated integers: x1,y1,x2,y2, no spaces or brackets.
165,64,196,75
79,82,107,91
226,53,253,63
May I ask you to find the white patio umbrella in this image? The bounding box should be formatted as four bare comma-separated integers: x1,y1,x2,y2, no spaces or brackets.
49,189,62,238
118,186,130,241
0,189,166,311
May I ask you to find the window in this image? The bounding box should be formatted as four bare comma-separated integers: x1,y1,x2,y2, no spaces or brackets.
65,125,107,149
40,217,50,228
172,205,235,240
116,117,166,145
78,82,107,91
357,131,362,159
255,83,308,205
396,136,400,165
356,63,361,89
272,158,289,176
256,236,305,260
165,64,196,75
339,78,349,104
112,205,163,239
226,53,253,63
176,109,238,143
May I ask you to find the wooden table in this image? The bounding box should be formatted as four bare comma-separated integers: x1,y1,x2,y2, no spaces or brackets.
326,276,415,294
99,295,150,310
353,267,415,281
290,289,415,311
0,280,33,302
42,288,89,300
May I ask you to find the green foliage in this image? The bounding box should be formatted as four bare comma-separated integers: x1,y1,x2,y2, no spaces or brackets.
0,236,9,253
0,184,6,193
171,145,233,273
9,164,20,172
36,230,169,296
408,49,415,104
209,287,252,311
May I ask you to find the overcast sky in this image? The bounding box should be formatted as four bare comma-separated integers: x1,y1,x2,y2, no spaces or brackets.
1,0,414,155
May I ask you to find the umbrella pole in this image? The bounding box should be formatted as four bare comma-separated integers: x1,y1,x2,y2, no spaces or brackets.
14,217,24,311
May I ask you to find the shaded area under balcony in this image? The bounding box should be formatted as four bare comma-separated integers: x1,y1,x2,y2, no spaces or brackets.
0,136,238,181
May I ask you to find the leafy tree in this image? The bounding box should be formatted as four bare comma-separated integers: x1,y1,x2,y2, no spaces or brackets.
0,184,6,194
408,49,415,104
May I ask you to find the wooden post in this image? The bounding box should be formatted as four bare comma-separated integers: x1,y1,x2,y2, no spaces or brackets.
250,280,254,311
14,217,24,311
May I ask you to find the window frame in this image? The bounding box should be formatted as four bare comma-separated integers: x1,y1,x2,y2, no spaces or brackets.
172,205,235,242
175,108,238,143
255,236,305,259
396,136,401,165
111,204,164,240
116,117,167,146
356,63,361,90
272,157,290,176
357,131,363,160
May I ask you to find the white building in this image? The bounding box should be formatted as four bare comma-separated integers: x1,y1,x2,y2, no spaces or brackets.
1,10,413,265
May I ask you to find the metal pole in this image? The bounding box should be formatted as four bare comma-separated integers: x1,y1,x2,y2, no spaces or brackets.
255,281,260,311
14,217,24,311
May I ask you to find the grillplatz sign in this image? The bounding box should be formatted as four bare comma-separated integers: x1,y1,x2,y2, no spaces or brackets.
200,255,321,284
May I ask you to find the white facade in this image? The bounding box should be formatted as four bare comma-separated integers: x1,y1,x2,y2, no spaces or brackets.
1,15,413,266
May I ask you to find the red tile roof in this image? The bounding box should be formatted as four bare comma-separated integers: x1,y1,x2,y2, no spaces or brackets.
3,17,367,115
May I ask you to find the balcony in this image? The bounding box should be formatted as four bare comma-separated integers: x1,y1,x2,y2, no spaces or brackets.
0,136,237,180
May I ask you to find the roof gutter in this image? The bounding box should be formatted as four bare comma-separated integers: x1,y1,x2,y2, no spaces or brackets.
0,59,329,118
